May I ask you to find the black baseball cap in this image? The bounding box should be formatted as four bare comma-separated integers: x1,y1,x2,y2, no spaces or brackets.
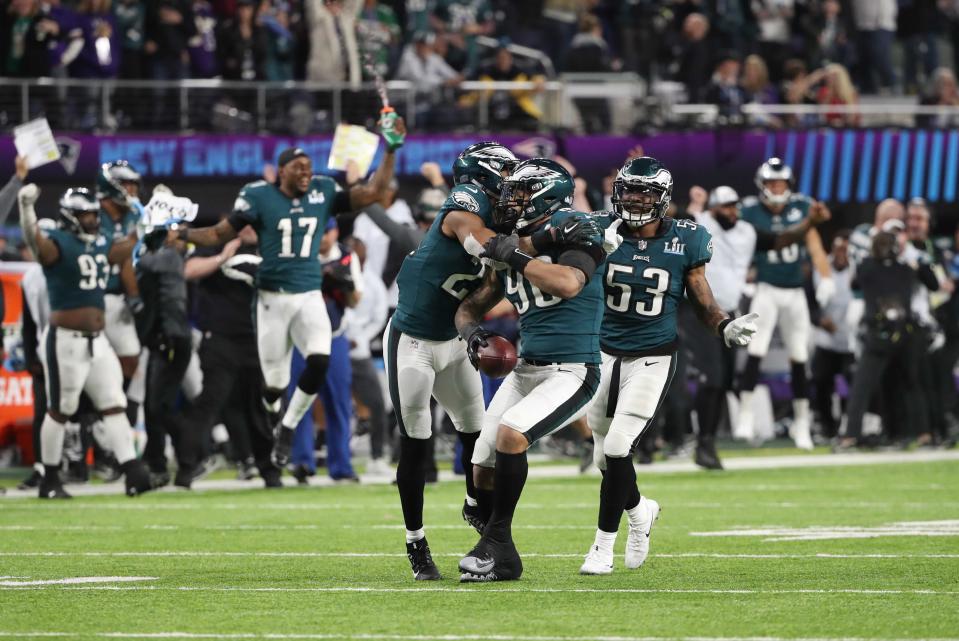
277,147,310,167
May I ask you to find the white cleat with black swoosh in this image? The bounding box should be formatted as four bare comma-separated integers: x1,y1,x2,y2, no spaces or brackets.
625,497,659,569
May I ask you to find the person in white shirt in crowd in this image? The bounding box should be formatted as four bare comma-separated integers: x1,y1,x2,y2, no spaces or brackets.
687,184,828,463
811,230,856,441
345,238,391,478
395,31,463,128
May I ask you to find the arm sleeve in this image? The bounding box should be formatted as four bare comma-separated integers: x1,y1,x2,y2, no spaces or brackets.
0,174,23,226
558,249,599,283
918,263,940,291
349,251,364,296
361,203,420,256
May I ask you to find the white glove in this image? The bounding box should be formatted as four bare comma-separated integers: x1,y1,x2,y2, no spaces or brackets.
723,312,759,347
221,253,262,286
603,218,623,255
929,329,946,353
816,276,835,307
18,183,40,207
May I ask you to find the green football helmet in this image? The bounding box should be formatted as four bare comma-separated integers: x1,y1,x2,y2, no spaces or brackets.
494,158,573,234
58,187,101,242
96,160,142,209
452,141,518,199
612,156,673,227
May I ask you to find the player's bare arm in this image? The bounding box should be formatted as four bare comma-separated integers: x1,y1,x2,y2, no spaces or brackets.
805,226,832,278
107,236,139,264
483,234,596,299
455,269,505,338
685,265,729,333
347,117,407,210
523,257,588,299
181,217,239,247
770,201,831,250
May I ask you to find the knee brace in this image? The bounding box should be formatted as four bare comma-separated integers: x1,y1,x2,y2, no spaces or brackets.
297,354,330,395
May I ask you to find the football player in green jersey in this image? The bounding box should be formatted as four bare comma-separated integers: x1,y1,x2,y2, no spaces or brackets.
578,157,758,575
18,184,153,499
736,158,832,449
96,160,145,423
385,142,520,581
179,117,406,470
454,158,610,582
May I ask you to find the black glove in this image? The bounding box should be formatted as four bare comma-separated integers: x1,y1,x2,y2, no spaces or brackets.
552,217,602,248
482,234,533,272
324,259,356,293
462,324,495,370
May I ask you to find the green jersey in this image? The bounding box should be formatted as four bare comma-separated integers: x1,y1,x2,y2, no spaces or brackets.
100,208,138,293
43,229,113,312
232,177,349,293
597,215,713,356
740,194,811,288
392,184,492,341
501,209,605,365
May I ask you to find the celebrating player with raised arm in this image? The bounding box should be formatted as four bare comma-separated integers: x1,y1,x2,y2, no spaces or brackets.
18,184,153,499
178,116,406,470
578,157,757,575
454,158,609,582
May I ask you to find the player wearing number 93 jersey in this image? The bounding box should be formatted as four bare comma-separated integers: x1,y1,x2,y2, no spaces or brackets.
578,157,758,576
17,184,154,499
385,142,519,581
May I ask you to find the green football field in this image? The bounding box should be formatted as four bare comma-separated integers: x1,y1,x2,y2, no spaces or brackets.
2,455,958,641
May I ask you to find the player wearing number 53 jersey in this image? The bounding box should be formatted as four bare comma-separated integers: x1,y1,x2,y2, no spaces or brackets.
736,158,832,450
579,157,758,576
385,142,519,581
18,185,153,500
180,117,406,469
455,158,610,582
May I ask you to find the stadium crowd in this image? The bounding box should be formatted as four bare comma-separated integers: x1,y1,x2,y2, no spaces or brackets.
1,131,957,498
1,0,959,131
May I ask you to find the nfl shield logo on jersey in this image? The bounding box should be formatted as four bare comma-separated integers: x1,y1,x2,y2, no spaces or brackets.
636,240,647,251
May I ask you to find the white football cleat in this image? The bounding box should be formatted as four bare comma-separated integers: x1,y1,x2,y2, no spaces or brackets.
625,497,660,569
579,545,614,575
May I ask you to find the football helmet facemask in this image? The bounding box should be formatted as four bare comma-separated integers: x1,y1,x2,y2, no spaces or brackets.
611,156,673,228
452,142,518,199
755,157,793,207
58,187,101,242
493,158,574,235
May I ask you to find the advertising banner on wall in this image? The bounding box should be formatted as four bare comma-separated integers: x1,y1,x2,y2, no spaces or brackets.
1,129,956,206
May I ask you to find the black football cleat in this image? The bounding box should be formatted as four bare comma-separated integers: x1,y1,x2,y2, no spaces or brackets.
694,440,723,470
462,500,485,534
406,538,442,581
271,424,294,468
17,469,42,490
123,460,156,497
459,537,522,582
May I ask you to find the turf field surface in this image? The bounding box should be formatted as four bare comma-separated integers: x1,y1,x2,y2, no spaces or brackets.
1,452,957,641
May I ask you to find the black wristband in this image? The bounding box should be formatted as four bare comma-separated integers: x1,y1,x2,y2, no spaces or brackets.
506,249,534,273
459,321,481,342
177,226,189,241
530,228,554,254
717,318,731,337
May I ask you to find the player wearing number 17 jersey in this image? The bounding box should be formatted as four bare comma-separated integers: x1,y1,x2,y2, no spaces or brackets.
578,157,758,575
385,142,518,581
180,120,405,469
736,158,833,449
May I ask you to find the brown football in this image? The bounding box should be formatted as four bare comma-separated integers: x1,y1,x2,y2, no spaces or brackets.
477,335,518,378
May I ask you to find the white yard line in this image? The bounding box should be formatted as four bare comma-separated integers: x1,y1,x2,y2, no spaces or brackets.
1,586,956,596
0,577,156,586
0,550,950,559
3,450,959,499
